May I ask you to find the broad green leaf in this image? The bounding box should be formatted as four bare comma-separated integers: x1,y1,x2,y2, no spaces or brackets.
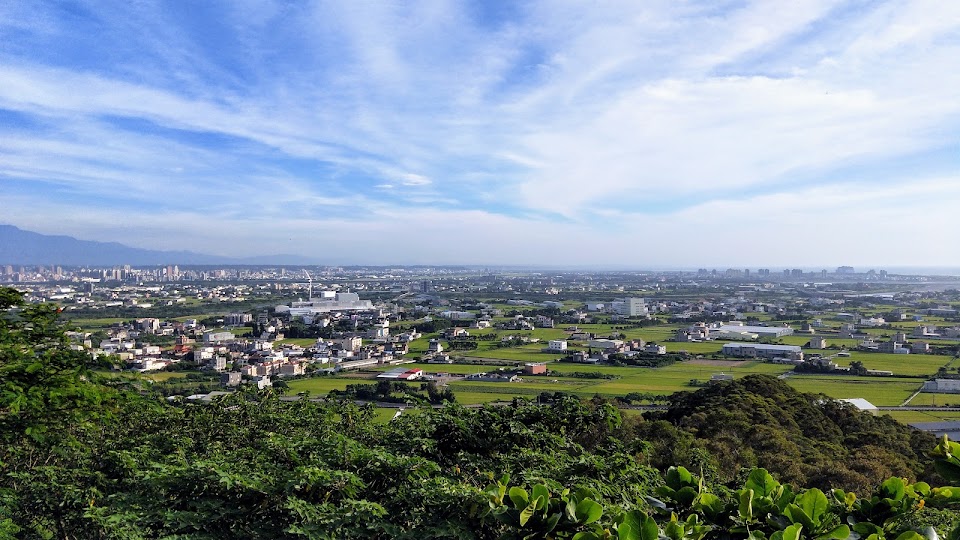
666,466,694,490
544,513,561,534
664,520,684,540
739,489,754,521
532,484,550,508
775,484,797,511
932,486,960,503
575,499,603,524
817,524,850,540
638,512,659,540
519,501,537,526
854,522,883,536
620,509,643,539
880,478,906,501
774,525,803,540
783,523,803,540
694,492,724,517
933,461,960,485
509,486,529,509
565,498,578,521
796,489,828,525
573,533,601,540
746,469,779,498
931,436,960,461
894,532,926,540
676,486,699,506
785,503,816,531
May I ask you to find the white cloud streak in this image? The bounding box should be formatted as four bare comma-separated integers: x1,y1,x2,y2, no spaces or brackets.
0,0,958,264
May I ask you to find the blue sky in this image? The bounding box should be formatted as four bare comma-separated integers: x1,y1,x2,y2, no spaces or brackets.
1,0,958,267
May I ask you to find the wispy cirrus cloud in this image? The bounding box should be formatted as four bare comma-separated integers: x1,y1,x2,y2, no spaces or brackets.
0,0,958,265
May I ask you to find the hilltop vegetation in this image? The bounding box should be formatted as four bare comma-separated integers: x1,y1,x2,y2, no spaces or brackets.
2,287,960,539
639,376,936,493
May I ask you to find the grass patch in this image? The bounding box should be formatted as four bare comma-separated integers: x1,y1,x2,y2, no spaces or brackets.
785,375,922,406
286,377,365,395
882,409,960,424
904,392,960,407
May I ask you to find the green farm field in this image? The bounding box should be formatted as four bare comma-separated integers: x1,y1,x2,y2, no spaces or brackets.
430,359,793,400
371,362,509,374
451,391,518,405
289,356,943,423
784,375,922,406
286,377,362,395
881,409,960,424
143,371,189,382
660,342,724,354
97,370,188,382
833,351,952,376
465,345,564,362
66,317,129,328
903,392,960,407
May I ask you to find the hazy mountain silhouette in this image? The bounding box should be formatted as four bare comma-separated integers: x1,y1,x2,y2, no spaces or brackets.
0,225,316,266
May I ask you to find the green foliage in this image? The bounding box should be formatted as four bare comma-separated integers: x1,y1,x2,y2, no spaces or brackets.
931,436,960,484
488,462,959,540
639,375,936,492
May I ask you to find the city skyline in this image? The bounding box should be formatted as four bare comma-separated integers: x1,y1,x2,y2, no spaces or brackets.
1,1,958,266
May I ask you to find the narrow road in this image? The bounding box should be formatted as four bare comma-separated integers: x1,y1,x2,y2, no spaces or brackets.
900,387,924,407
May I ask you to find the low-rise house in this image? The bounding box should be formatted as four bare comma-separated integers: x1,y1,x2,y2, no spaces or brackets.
877,341,909,354
544,340,567,352
220,372,242,387
278,363,305,377
589,338,623,350
524,362,547,375
644,343,667,355
203,331,234,344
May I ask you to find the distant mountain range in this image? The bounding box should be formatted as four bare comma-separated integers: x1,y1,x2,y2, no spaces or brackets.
0,225,317,266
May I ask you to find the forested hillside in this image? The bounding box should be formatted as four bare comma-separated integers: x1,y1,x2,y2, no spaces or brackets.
636,376,937,492
2,287,959,539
